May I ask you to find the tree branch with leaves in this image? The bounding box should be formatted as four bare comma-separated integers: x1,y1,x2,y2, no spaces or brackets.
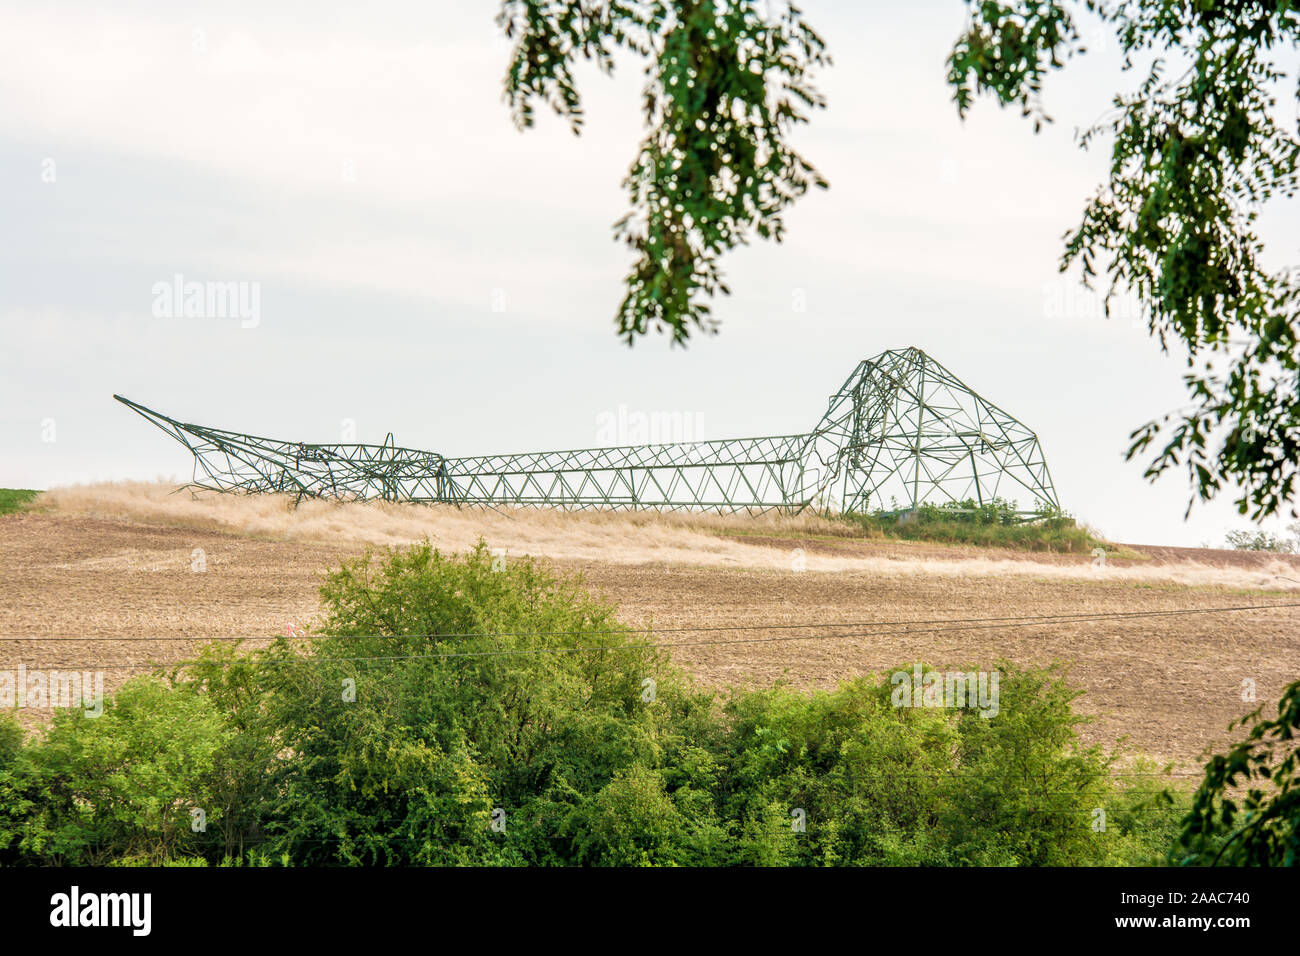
1176,677,1299,866
949,1,1300,520
498,0,829,344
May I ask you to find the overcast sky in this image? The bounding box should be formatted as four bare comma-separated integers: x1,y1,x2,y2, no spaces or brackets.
3,1,1298,547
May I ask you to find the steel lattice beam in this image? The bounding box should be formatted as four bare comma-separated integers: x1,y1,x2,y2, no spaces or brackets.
115,347,1060,516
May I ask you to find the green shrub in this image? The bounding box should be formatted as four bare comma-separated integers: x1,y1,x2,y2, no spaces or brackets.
0,489,39,516
180,540,722,865
713,664,1181,866
839,498,1104,553
1223,526,1299,553
1,678,232,865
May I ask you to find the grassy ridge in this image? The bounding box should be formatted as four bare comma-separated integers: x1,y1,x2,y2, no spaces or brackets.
0,489,39,515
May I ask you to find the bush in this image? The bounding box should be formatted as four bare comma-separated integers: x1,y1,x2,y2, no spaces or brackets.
0,679,232,865
0,489,39,516
181,540,721,865
716,665,1176,866
1223,525,1300,553
839,498,1103,553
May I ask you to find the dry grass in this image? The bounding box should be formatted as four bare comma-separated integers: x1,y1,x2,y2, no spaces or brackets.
29,481,1300,591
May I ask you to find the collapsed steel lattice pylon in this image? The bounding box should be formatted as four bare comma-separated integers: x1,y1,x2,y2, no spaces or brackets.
115,347,1059,516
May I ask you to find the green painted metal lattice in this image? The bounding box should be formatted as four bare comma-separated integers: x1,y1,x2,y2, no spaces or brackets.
115,347,1059,516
